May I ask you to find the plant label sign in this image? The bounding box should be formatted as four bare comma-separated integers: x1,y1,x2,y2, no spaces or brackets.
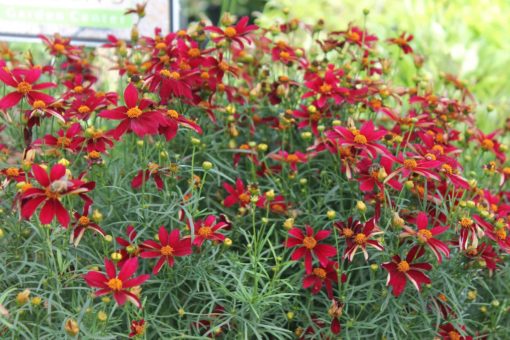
0,0,181,43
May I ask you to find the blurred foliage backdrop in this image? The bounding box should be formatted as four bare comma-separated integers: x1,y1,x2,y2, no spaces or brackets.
259,0,510,131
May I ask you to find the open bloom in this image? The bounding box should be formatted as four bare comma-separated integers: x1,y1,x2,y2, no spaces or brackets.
400,212,450,263
129,319,146,338
326,121,389,158
70,209,106,247
83,257,150,308
285,225,337,274
269,150,307,172
0,67,56,110
223,178,252,208
20,164,94,227
382,247,432,297
191,215,230,247
204,16,257,48
98,83,165,139
387,32,414,54
140,227,192,274
343,217,384,261
302,261,338,299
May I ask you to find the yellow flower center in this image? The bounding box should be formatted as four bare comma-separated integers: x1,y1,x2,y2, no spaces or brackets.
107,278,123,291
313,268,327,279
17,81,32,94
279,51,291,60
224,26,237,38
6,167,20,177
198,226,213,238
441,164,453,174
403,159,418,170
45,187,60,200
424,153,436,160
417,229,433,241
57,137,71,147
32,100,46,109
319,84,332,94
148,163,159,173
286,154,300,163
354,233,367,245
54,43,65,52
482,139,494,150
460,217,473,229
496,228,507,240
88,151,101,159
159,69,172,78
155,42,167,50
397,260,410,272
310,112,321,121
134,324,145,335
126,106,143,118
166,110,179,119
348,31,360,41
219,61,229,71
353,134,368,144
160,245,174,256
188,48,201,57
78,216,90,226
74,85,84,93
302,236,317,249
432,145,444,154
78,105,91,114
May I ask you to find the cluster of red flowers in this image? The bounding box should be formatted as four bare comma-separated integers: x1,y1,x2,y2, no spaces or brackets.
1,6,509,339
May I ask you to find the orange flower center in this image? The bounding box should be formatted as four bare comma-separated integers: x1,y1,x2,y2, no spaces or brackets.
155,42,167,50
78,216,90,226
417,229,433,241
302,236,317,249
148,163,159,173
448,331,461,340
482,139,494,150
6,167,19,177
88,151,101,159
45,187,61,200
286,154,300,163
319,84,332,94
313,268,327,279
57,137,71,147
78,105,91,114
32,100,46,109
310,112,321,121
460,217,473,229
126,106,143,118
17,81,32,94
354,233,367,245
496,228,507,240
432,145,444,154
441,164,453,174
219,61,229,71
160,245,174,256
188,48,201,57
166,110,179,119
279,51,291,60
353,134,368,144
403,159,418,170
348,31,360,41
74,85,84,93
424,153,436,160
343,228,354,238
397,260,410,272
54,43,66,52
224,27,237,38
198,226,213,238
107,277,123,291
239,192,250,204
134,324,145,335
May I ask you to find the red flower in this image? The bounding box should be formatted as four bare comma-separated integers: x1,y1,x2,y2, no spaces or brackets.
204,16,258,48
285,225,337,274
21,164,94,227
400,212,450,263
356,156,402,192
223,178,251,208
83,257,150,308
131,163,164,191
269,150,308,172
302,261,338,298
191,215,229,247
129,319,146,338
70,208,106,247
326,121,390,158
473,215,510,253
158,109,202,141
140,226,192,274
337,25,378,48
470,128,506,163
387,153,442,182
37,123,85,153
456,216,485,250
387,32,414,54
438,323,472,340
343,217,384,261
116,226,141,267
0,67,56,110
382,246,432,297
98,83,165,140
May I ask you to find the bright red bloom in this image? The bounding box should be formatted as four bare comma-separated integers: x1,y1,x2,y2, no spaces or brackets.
285,225,337,274
387,32,414,54
223,178,251,208
387,153,442,182
0,67,56,110
204,16,258,49
129,319,146,338
456,216,485,250
70,208,106,247
473,215,510,253
400,212,450,263
343,217,384,261
131,163,164,191
37,123,85,153
356,156,402,192
140,226,192,275
335,25,378,48
470,128,506,163
158,109,202,141
269,150,308,172
191,215,230,247
326,121,390,158
463,242,501,274
21,164,94,227
438,323,473,340
256,194,289,214
83,257,150,308
116,226,142,267
98,83,165,140
302,261,338,299
382,246,432,297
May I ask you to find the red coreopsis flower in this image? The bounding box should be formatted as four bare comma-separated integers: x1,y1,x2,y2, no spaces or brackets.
386,153,442,182
129,319,146,338
387,32,414,54
20,164,94,227
256,194,289,214
335,25,378,48
456,216,485,250
1,167,25,187
83,257,150,308
302,261,338,299
158,109,202,141
292,103,329,136
116,226,142,267
140,226,192,274
223,178,252,208
70,208,106,247
131,163,164,191
343,217,384,261
145,67,198,102
37,123,85,153
191,215,230,247
382,246,432,297
400,212,450,263
473,215,510,253
285,225,337,274
326,121,390,158
463,242,501,274
269,150,308,172
470,128,506,163
98,83,165,140
356,156,402,192
438,323,473,340
0,67,56,110
328,299,343,335
204,16,258,49
39,34,80,59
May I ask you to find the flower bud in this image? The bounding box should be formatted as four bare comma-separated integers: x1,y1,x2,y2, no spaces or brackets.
16,289,30,305
467,290,477,300
202,161,213,171
327,210,336,220
286,311,295,320
65,319,80,336
97,311,107,322
284,218,294,230
191,137,201,146
111,252,122,261
104,235,113,243
356,201,367,213
224,238,232,247
370,263,378,271
257,143,268,152
58,158,70,167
